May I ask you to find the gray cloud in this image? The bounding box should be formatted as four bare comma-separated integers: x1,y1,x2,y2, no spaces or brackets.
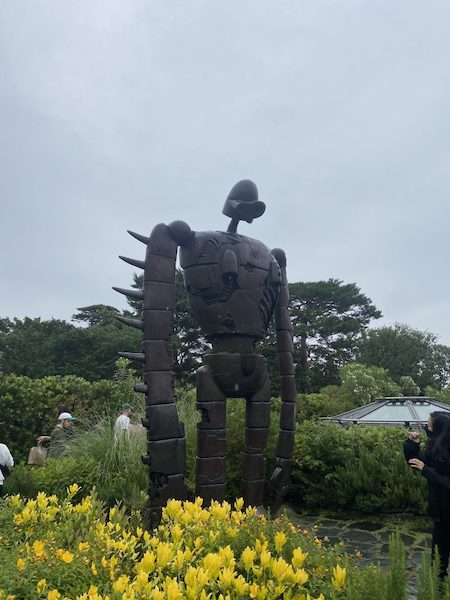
1,0,449,343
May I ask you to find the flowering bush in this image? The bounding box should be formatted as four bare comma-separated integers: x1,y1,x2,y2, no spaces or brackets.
0,486,349,599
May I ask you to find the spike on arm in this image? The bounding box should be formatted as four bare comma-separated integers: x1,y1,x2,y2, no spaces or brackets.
119,256,145,269
115,316,144,330
128,230,150,244
112,287,144,300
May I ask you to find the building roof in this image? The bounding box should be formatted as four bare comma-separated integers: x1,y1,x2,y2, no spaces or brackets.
326,397,450,426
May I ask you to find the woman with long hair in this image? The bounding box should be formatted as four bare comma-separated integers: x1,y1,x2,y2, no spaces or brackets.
404,411,450,579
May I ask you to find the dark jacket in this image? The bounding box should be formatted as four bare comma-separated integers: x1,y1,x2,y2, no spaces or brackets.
404,438,450,523
48,425,74,458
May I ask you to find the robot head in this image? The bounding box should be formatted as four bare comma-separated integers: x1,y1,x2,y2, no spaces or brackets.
222,180,266,228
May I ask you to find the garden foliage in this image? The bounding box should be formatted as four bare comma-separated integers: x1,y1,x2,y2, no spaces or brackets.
1,489,449,599
289,422,428,514
0,359,141,462
0,489,348,599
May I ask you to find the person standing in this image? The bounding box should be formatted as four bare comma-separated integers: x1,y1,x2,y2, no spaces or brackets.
114,403,132,443
0,442,14,496
45,412,76,458
404,411,450,579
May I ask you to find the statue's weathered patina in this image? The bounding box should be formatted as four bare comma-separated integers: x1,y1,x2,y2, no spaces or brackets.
114,180,296,523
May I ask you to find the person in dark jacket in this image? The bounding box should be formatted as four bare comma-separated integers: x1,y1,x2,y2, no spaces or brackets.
38,412,76,458
404,411,450,579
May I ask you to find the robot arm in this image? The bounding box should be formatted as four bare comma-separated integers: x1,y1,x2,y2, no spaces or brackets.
114,221,193,524
266,248,297,514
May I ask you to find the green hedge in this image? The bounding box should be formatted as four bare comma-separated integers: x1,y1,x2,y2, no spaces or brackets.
0,363,139,461
288,421,428,514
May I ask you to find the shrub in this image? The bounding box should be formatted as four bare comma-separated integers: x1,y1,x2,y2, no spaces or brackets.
0,489,350,599
289,421,428,514
4,417,148,510
297,387,354,420
339,363,401,407
0,368,143,462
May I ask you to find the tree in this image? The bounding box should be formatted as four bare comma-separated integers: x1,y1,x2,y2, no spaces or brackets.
0,315,141,381
288,279,382,393
399,376,420,397
357,324,450,391
339,363,401,406
72,304,121,327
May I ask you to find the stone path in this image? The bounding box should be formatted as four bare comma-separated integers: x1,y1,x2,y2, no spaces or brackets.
284,507,432,600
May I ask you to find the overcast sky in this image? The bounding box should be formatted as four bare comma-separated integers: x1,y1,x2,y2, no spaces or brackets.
1,0,449,344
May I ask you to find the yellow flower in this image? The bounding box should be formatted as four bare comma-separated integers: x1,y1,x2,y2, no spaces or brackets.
47,591,61,600
91,562,98,576
37,579,47,594
233,575,249,595
274,531,287,552
67,483,80,497
16,558,26,571
164,577,182,600
271,557,290,581
194,536,203,549
56,549,74,564
210,500,230,521
172,523,183,542
78,542,90,553
9,494,21,507
33,540,46,558
218,568,234,588
260,549,271,568
174,549,186,569
292,548,308,568
87,586,101,600
202,552,222,577
234,497,244,511
332,564,346,589
156,542,174,568
143,530,151,545
112,575,129,593
134,571,150,593
37,492,49,510
151,589,164,600
73,497,92,514
185,566,209,592
241,546,256,570
42,506,59,522
164,499,183,520
13,514,23,526
292,568,309,585
255,538,268,554
137,550,155,574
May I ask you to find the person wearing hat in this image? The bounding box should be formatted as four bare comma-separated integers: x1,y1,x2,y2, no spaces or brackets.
47,412,76,458
0,442,14,496
114,403,132,443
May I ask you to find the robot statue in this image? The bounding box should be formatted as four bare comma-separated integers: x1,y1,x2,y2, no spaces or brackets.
114,180,297,524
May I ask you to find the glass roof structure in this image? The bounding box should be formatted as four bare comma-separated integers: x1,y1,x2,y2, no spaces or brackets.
326,397,450,426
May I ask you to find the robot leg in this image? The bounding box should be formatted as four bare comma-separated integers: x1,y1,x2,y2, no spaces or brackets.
195,364,227,505
241,376,271,509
